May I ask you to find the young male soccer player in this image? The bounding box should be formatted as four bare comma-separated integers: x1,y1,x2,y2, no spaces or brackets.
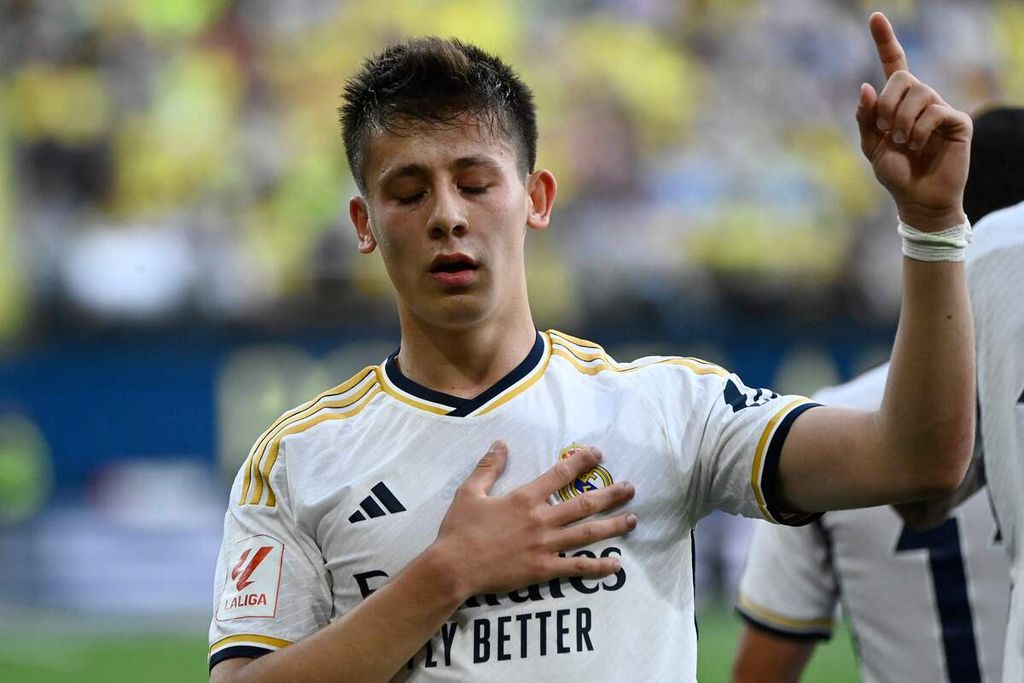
209,13,977,681
733,362,1010,683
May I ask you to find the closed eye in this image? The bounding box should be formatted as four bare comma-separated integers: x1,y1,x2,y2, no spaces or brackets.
395,192,425,205
460,186,489,195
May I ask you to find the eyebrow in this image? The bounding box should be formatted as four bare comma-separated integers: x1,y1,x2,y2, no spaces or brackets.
379,155,503,185
452,155,503,173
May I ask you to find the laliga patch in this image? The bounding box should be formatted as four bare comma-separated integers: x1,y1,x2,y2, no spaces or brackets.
217,534,284,621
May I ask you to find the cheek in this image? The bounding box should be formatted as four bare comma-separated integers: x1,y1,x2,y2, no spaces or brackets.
378,237,413,273
484,189,521,217
367,227,406,277
477,190,529,239
370,213,411,257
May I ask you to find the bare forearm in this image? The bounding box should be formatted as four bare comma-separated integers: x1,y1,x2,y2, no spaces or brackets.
879,249,975,496
777,246,975,511
221,547,463,683
732,626,815,683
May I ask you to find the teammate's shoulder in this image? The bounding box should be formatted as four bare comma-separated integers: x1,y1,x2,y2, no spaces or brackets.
811,362,888,410
969,200,1024,263
545,329,729,381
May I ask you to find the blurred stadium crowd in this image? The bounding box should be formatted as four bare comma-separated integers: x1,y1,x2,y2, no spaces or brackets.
3,0,1020,342
1,0,1022,638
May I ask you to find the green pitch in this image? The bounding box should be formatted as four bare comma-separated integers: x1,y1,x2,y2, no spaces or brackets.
0,606,858,681
696,606,859,682
0,631,208,683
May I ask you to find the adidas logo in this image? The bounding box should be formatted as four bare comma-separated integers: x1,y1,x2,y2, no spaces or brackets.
348,482,406,523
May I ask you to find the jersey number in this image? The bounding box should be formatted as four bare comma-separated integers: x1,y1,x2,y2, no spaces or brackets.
896,518,981,683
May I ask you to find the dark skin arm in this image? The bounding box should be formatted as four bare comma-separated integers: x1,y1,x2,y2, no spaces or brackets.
732,624,818,683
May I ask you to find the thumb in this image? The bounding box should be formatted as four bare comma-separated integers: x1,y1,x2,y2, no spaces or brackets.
461,441,509,497
855,82,883,158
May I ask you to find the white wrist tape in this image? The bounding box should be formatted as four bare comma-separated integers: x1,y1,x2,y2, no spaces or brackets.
897,218,973,262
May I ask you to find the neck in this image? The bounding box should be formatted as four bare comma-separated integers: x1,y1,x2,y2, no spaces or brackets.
395,308,538,400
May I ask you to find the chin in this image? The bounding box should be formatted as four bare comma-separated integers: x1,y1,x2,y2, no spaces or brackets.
436,301,493,329
410,294,494,330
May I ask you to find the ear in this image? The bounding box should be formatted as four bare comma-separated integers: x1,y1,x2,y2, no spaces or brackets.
525,169,557,231
349,196,377,254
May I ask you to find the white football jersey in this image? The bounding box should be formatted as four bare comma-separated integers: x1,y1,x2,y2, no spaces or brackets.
209,329,818,681
968,200,1024,681
738,363,1011,683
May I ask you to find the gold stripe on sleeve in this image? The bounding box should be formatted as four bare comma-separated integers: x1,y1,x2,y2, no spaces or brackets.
209,633,293,655
737,593,834,632
546,329,605,351
550,341,728,379
662,358,729,377
548,330,726,376
248,378,377,505
256,385,383,506
239,367,377,506
239,455,254,507
551,347,613,375
553,344,609,364
240,367,377,505
253,367,377,459
750,398,809,523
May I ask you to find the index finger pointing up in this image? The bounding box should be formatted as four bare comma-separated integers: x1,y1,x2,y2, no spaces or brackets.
869,11,909,78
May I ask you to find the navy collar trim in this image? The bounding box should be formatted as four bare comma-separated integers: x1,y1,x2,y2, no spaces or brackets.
384,332,545,417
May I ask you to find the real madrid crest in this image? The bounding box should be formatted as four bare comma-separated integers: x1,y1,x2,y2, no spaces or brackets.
557,443,614,502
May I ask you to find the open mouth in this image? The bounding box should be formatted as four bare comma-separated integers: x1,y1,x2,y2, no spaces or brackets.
429,253,480,285
429,254,479,274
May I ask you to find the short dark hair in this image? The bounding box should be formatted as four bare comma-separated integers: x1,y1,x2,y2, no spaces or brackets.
965,106,1024,225
339,37,538,193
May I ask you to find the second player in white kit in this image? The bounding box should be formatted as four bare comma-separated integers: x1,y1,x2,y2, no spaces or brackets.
736,363,1011,683
967,199,1024,681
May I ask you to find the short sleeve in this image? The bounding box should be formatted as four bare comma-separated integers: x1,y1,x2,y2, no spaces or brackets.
736,518,838,640
209,439,332,670
694,371,821,524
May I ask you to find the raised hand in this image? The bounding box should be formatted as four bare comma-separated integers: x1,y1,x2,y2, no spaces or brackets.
432,441,637,598
856,12,972,231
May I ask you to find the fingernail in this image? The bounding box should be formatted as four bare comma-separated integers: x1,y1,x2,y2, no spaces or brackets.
876,117,890,131
591,448,603,462
891,130,906,144
626,513,638,528
620,481,635,495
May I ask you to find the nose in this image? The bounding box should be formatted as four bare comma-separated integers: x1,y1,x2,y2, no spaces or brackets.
427,185,468,240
